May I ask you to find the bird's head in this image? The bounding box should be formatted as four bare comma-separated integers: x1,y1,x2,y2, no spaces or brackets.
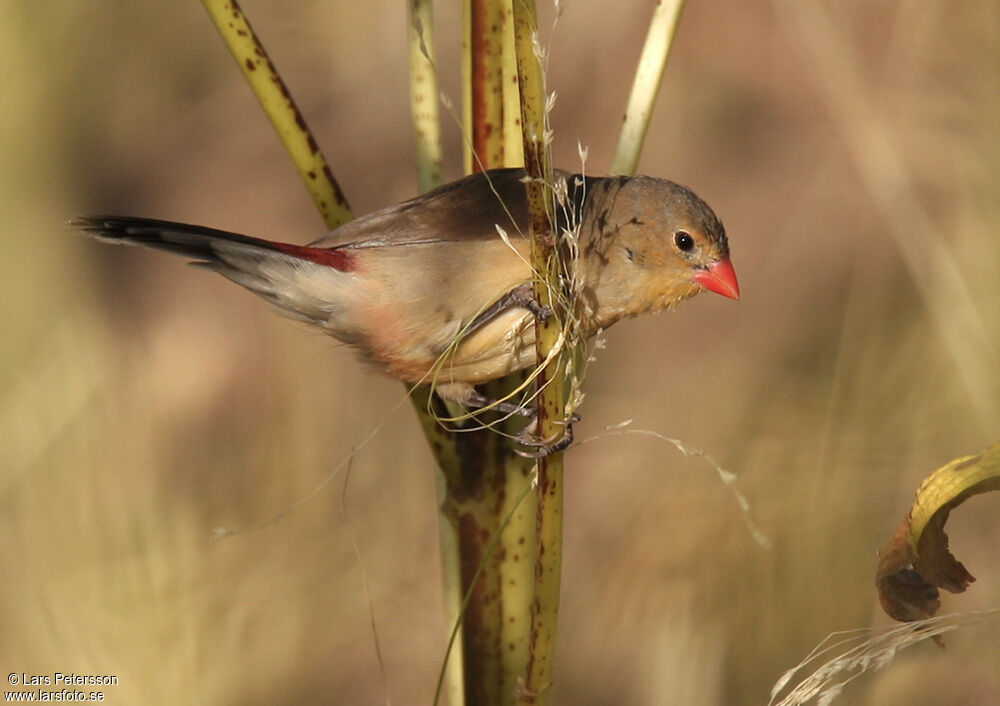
579,175,739,326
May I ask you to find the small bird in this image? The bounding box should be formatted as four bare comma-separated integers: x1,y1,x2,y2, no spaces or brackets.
73,168,737,442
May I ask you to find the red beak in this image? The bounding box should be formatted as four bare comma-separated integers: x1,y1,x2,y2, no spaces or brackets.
692,257,740,300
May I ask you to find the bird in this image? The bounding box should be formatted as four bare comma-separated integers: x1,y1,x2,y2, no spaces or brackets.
73,168,738,450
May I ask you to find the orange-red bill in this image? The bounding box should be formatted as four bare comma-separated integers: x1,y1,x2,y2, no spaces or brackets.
693,257,740,300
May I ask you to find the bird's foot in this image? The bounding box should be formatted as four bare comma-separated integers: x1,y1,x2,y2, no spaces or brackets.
514,420,575,458
459,388,579,456
497,282,552,323
522,297,553,323
465,283,552,338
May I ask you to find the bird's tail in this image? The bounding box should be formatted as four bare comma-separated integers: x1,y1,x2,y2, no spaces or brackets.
71,215,359,329
71,216,354,270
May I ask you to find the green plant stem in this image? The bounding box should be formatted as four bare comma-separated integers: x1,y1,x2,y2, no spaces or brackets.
408,0,444,193
425,4,535,705
610,0,686,177
512,2,565,703
468,0,506,170
500,1,524,167
199,0,353,229
408,3,492,700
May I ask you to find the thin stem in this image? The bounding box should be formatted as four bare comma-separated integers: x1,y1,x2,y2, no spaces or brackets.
200,0,353,229
610,0,686,177
500,1,524,167
408,0,444,193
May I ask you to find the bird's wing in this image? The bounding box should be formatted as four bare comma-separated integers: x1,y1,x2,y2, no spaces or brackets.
309,168,579,250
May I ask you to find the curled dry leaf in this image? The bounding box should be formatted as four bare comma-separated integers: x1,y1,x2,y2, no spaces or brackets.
876,443,1000,624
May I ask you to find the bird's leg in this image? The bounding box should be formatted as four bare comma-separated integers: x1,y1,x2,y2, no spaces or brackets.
464,389,580,424
463,283,552,338
433,382,535,417
463,389,534,417
466,285,574,457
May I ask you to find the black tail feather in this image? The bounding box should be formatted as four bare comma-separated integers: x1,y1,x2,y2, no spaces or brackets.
69,216,281,263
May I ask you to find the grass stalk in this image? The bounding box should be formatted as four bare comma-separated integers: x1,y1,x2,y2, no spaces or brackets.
491,10,538,692
610,0,687,177
500,2,524,167
426,3,540,704
199,0,353,229
408,0,444,193
511,2,565,702
468,0,506,170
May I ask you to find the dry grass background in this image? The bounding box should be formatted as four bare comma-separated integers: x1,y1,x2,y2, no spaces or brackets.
2,1,998,704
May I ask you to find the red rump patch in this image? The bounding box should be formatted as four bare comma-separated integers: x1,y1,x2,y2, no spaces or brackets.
270,242,355,271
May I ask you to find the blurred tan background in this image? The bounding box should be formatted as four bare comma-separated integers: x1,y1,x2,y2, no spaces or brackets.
2,1,998,704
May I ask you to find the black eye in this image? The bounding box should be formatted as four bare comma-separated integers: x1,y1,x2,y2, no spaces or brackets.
674,231,695,252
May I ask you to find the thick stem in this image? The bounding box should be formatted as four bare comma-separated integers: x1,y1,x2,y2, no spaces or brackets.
469,0,506,171
512,2,565,703
432,3,541,705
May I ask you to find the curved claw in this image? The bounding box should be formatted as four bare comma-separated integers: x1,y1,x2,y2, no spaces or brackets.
514,423,575,458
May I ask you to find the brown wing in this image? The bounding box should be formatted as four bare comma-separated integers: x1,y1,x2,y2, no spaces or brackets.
309,168,580,250
309,168,529,249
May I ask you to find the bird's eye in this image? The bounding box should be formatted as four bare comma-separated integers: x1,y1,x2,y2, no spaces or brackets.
674,231,695,252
